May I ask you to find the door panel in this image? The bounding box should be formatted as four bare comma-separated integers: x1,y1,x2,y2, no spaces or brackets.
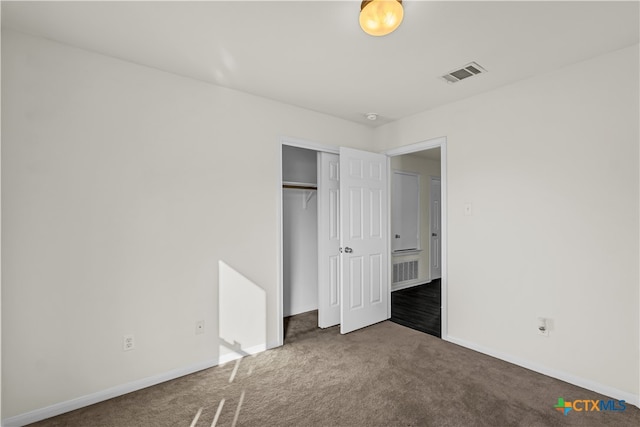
370,253,382,303
349,256,364,309
318,152,340,328
349,188,363,239
391,172,420,251
370,189,383,238
340,147,389,334
329,255,339,306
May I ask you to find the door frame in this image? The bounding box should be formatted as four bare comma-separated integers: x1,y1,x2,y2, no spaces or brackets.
429,175,442,280
383,136,448,339
277,137,338,346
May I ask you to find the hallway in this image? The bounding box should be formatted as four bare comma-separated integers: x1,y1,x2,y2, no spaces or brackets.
390,279,441,338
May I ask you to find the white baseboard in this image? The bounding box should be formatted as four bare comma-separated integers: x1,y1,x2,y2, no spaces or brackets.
2,343,274,427
283,305,319,319
391,279,429,292
217,343,269,365
444,335,639,409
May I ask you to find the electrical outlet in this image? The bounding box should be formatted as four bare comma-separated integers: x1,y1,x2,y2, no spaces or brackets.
196,320,205,335
123,334,135,351
537,317,549,337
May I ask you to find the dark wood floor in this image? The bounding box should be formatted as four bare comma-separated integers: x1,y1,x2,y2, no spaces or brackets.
390,279,441,338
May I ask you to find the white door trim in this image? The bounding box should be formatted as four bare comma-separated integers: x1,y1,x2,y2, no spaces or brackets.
383,136,446,157
429,176,442,280
382,136,448,340
277,137,338,347
280,136,339,154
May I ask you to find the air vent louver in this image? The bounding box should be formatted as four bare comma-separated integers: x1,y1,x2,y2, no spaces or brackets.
441,62,487,84
393,260,418,284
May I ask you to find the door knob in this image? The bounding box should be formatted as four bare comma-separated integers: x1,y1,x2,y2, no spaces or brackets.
432,233,438,237
344,247,353,253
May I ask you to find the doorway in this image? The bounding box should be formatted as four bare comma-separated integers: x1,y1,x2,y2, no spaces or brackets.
280,142,330,343
280,141,390,339
388,147,442,338
385,138,448,339
281,145,319,321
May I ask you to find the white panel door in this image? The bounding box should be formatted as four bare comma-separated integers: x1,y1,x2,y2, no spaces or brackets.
430,177,442,280
317,152,340,328
339,147,389,334
391,171,420,251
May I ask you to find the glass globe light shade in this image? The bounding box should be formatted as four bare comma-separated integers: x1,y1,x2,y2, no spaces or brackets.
359,0,404,36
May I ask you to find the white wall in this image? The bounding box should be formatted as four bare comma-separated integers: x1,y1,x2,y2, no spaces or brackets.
391,153,440,285
376,45,640,400
282,190,318,316
1,30,373,420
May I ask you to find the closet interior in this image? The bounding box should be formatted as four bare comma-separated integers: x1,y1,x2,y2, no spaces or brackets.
282,146,318,317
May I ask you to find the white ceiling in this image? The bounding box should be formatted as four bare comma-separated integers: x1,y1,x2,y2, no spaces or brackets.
2,1,639,127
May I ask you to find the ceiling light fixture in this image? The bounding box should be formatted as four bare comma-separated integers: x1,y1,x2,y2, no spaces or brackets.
359,0,404,37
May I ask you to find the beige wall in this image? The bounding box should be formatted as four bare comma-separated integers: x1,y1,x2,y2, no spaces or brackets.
1,30,372,419
376,44,640,398
390,153,440,284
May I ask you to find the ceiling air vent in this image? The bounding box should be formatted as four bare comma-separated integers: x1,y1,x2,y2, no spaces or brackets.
441,62,486,84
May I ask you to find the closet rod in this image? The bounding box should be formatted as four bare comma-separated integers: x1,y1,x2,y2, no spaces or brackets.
283,184,317,191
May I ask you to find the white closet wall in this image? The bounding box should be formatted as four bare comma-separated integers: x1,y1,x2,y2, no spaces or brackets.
282,191,318,316
283,146,317,184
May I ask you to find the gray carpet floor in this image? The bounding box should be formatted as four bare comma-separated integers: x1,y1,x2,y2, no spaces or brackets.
30,311,640,426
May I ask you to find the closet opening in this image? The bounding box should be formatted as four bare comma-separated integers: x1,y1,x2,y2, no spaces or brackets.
281,145,320,341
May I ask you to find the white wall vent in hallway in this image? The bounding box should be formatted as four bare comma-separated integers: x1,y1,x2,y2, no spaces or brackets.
393,260,418,284
441,62,487,84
